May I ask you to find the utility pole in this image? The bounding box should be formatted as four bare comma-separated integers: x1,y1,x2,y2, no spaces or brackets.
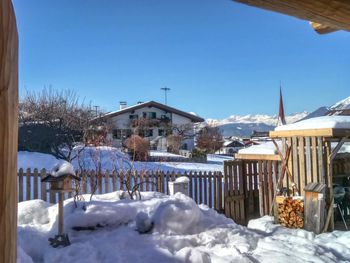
161,87,171,105
93,105,99,117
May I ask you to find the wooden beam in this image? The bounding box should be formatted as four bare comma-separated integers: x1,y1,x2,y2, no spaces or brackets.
235,153,281,161
233,0,350,32
270,128,334,138
0,1,19,262
310,22,339,34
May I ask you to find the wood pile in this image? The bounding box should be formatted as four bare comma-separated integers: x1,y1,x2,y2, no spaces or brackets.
277,197,304,228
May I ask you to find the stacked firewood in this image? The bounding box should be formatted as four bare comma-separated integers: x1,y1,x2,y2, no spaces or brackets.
277,197,304,228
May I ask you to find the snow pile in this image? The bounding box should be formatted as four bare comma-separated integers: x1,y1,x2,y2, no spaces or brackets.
50,160,75,177
18,192,350,263
238,141,281,155
275,116,350,131
175,176,190,183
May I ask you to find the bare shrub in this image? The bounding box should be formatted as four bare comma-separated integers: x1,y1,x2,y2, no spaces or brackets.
125,135,150,161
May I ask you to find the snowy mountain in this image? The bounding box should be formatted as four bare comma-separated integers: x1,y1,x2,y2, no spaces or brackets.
301,95,350,121
206,112,308,138
209,96,350,138
330,96,350,110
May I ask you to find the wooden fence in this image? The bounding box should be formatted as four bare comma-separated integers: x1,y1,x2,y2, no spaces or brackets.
224,154,350,225
224,160,280,225
17,168,224,212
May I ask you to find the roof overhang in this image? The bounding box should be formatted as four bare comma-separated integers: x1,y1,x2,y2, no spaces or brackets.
233,0,350,34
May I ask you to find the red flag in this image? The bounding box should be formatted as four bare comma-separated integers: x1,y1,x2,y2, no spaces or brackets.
278,87,286,126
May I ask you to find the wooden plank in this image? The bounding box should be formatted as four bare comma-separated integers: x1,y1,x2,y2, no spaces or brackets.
199,172,203,204
233,0,350,32
228,162,234,219
33,168,39,199
189,172,193,198
238,162,245,223
258,161,264,216
209,171,213,209
305,137,312,185
112,171,117,192
286,137,293,192
247,162,254,214
105,170,110,194
292,136,299,193
267,161,273,215
270,128,334,138
233,162,240,220
18,169,23,202
166,171,170,194
204,171,208,205
325,141,334,231
224,165,230,217
218,172,223,211
26,168,31,201
40,169,47,201
235,153,281,161
311,136,318,183
317,137,325,184
263,161,269,215
0,0,18,260
195,172,199,203
253,161,259,212
98,172,103,194
298,137,306,195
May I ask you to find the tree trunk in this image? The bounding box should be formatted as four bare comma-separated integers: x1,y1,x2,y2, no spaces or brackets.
0,0,19,262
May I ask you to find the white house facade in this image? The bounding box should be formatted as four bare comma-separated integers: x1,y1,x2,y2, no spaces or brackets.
100,101,204,152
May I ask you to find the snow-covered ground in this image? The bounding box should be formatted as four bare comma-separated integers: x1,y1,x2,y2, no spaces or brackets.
18,192,350,263
18,149,229,173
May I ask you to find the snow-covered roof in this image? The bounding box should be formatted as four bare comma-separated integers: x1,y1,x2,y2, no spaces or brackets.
271,116,350,138
238,141,281,156
97,101,204,123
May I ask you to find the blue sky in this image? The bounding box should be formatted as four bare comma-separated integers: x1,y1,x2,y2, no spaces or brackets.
13,0,350,119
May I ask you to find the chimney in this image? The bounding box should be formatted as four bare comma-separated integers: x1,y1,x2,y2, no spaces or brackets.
119,101,127,110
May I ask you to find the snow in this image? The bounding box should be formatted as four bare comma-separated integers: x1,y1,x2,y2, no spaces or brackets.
18,149,225,173
238,141,281,155
175,176,190,183
206,112,308,127
149,150,184,158
18,192,350,263
330,96,350,110
50,160,75,177
206,154,233,163
275,116,350,131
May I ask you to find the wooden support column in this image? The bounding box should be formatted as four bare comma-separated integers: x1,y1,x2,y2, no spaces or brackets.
0,0,19,262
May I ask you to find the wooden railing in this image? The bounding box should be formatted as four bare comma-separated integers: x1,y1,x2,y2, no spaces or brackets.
17,168,224,212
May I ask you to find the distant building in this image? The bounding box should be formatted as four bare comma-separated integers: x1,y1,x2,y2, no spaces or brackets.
97,101,204,151
216,140,245,155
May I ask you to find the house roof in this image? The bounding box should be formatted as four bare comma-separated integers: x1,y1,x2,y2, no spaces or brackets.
98,101,205,123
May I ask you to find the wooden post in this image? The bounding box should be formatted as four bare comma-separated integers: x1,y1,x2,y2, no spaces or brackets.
58,192,64,236
0,0,18,262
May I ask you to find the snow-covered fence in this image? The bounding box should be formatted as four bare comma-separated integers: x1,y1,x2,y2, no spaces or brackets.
17,168,224,212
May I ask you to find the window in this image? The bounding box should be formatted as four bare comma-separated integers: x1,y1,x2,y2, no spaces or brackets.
112,129,132,139
129,114,138,120
144,129,153,137
158,129,164,136
143,112,156,119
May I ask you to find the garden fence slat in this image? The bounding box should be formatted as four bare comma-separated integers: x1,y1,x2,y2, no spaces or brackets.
19,168,23,202
33,168,38,199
